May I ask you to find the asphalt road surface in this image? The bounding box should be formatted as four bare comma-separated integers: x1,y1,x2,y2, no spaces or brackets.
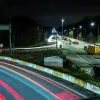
61,40,100,72
0,61,82,100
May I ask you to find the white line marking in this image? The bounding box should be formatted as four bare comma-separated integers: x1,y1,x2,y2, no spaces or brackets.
64,42,90,64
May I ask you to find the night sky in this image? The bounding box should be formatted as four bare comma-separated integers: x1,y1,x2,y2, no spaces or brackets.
0,0,100,27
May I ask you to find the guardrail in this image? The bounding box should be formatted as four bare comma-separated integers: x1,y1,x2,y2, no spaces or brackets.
1,44,57,52
0,56,100,95
2,47,57,52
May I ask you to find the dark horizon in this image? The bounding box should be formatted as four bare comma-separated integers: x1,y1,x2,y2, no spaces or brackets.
0,0,100,27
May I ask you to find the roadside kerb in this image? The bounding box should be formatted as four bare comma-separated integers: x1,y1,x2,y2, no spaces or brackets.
0,56,100,95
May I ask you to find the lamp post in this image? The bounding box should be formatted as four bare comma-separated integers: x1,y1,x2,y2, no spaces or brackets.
62,19,64,36
98,26,99,37
52,28,57,50
90,22,95,45
79,25,82,39
90,22,95,34
85,28,86,39
9,16,12,56
77,25,82,39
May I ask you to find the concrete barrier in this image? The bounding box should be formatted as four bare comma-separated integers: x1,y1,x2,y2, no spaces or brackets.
0,56,100,94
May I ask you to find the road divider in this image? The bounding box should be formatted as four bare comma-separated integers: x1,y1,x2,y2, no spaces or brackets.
11,58,17,63
2,46,57,52
74,78,87,88
53,71,63,78
36,65,45,71
0,56,100,95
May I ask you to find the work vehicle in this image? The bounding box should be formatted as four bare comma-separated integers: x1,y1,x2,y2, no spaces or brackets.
87,45,100,55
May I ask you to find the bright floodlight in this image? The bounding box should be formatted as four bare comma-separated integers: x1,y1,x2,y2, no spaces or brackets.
91,22,95,26
52,28,56,33
62,19,64,23
79,26,82,29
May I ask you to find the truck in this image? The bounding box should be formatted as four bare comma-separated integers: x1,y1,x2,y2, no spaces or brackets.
87,45,100,55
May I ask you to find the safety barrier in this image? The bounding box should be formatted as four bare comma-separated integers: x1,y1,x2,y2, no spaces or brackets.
0,56,100,95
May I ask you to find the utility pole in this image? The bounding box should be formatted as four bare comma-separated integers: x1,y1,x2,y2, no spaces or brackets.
85,28,86,39
62,22,63,36
9,16,12,56
77,29,78,39
98,26,99,37
62,19,64,36
56,33,57,50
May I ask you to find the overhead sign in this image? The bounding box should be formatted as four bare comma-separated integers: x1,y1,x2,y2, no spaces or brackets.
0,25,9,30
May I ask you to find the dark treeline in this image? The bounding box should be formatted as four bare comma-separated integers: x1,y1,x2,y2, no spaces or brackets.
0,16,48,47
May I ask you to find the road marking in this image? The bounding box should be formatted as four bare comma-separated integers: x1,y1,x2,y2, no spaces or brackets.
0,65,61,100
63,40,100,65
64,42,90,64
56,91,79,100
0,80,23,100
71,44,85,53
0,62,87,98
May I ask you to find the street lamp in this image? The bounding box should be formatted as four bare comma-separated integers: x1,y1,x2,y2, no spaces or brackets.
77,26,82,39
90,22,95,26
98,26,99,37
79,25,82,29
90,22,95,44
62,19,64,36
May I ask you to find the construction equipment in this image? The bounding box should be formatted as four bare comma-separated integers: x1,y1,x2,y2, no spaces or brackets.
87,45,100,55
